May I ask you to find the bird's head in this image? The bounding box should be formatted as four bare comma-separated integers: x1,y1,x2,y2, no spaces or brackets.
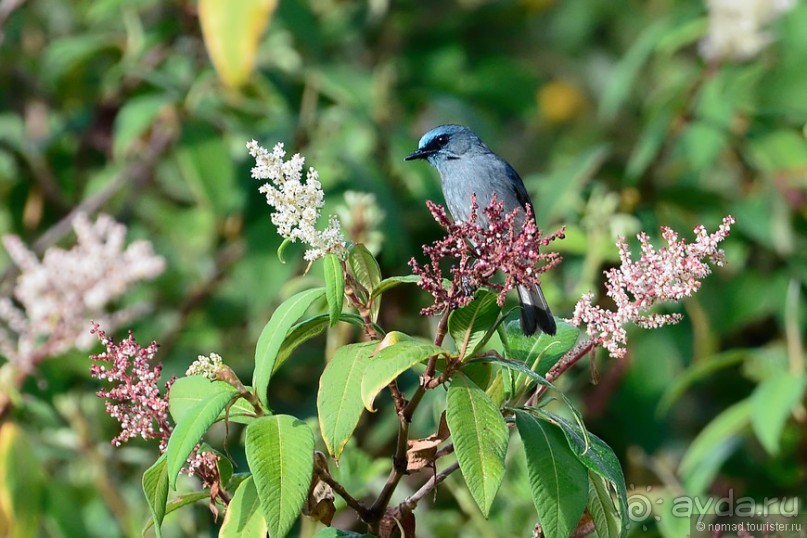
404,124,485,165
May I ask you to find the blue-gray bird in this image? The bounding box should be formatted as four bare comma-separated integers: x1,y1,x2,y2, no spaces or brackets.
405,124,556,336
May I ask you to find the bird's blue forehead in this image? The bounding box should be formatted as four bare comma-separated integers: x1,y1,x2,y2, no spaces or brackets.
417,124,468,150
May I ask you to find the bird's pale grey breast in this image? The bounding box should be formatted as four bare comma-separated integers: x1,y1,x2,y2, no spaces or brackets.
436,151,531,228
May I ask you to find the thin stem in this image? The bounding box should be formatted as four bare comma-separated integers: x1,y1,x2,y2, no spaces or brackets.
400,461,460,512
343,270,381,341
525,340,596,407
434,309,450,347
318,472,371,521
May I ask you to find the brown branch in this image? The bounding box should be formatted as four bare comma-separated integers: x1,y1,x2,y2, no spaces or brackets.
525,340,596,407
317,470,371,521
400,461,460,512
343,271,381,341
434,309,450,347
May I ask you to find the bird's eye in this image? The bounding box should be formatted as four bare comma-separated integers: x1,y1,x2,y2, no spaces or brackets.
436,134,449,146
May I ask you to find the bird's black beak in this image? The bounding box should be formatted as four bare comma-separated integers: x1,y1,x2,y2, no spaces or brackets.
404,148,431,161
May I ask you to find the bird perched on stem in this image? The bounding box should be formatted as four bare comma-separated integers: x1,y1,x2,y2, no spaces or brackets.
405,124,556,336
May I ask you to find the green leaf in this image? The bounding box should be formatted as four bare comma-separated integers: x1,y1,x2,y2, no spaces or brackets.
141,455,168,538
166,387,239,489
114,95,172,158
323,254,345,327
680,399,752,494
169,376,256,425
0,422,45,537
626,108,674,181
360,338,443,411
41,34,113,85
349,243,383,321
245,415,315,538
175,122,240,215
515,410,588,538
318,342,376,460
448,289,501,358
750,372,806,455
468,354,587,438
276,313,367,371
499,318,579,376
141,491,212,535
198,0,278,88
657,350,748,416
369,275,422,300
446,373,508,518
535,411,627,536
588,472,622,538
599,17,675,123
220,476,267,538
253,288,326,408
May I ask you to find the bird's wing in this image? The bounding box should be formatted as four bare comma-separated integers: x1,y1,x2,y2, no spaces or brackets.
501,160,536,223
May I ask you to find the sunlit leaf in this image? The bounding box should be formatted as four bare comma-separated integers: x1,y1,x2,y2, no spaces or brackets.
253,288,325,408
323,254,345,327
245,415,314,538
220,476,267,538
515,410,587,538
199,0,278,88
446,373,508,518
166,387,238,489
318,342,376,459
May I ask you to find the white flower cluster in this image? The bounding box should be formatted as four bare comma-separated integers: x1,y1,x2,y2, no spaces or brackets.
700,0,795,61
0,213,165,368
247,140,345,261
185,352,224,380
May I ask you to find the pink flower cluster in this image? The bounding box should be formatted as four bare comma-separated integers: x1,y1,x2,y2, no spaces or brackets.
89,323,219,486
571,216,735,358
0,213,164,370
409,196,564,316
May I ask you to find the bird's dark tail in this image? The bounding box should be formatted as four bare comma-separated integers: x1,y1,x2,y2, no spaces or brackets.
517,284,556,336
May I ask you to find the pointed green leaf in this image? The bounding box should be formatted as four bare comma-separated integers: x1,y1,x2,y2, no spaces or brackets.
588,472,622,538
166,387,238,489
499,319,579,376
169,376,256,425
253,288,326,407
349,244,383,321
750,372,806,455
369,275,422,300
276,313,367,371
141,491,212,535
532,410,628,535
113,94,172,158
142,455,168,538
360,338,443,411
448,289,501,358
446,373,508,517
323,254,345,327
515,410,588,538
680,399,751,494
245,415,314,538
175,122,240,215
468,354,587,439
534,410,628,508
220,476,267,538
318,342,376,459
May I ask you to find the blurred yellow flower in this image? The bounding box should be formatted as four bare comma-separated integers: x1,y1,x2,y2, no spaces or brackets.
537,80,586,124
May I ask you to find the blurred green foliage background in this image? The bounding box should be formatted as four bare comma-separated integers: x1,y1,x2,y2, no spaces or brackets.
0,0,805,536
